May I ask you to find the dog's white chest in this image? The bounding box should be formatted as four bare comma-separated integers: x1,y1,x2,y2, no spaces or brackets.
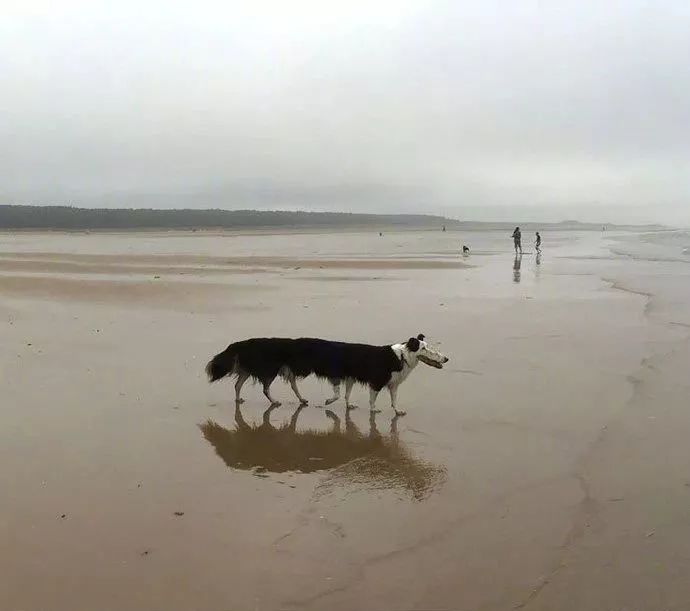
389,368,409,386
389,344,417,387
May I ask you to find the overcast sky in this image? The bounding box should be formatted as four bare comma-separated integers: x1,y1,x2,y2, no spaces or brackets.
2,0,690,222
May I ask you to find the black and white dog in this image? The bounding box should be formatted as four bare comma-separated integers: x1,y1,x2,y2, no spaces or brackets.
206,334,449,415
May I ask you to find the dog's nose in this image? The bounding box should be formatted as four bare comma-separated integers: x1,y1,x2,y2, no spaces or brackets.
443,357,449,363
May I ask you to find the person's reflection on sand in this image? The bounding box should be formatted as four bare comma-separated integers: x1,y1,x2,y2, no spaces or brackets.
513,253,522,283
199,405,445,500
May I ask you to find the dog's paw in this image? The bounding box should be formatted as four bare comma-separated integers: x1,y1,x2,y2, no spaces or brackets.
271,401,282,407
235,398,245,404
299,399,309,406
346,403,358,410
369,408,381,414
394,409,407,417
324,397,339,405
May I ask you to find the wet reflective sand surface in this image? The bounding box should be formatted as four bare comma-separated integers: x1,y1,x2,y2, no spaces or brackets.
2,229,690,610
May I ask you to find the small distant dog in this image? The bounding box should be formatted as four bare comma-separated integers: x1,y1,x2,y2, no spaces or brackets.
206,334,449,415
462,245,470,255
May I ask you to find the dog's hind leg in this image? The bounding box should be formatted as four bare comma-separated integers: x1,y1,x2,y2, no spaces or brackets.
262,378,281,407
288,374,308,406
234,371,249,404
345,378,357,409
324,380,341,406
369,387,381,413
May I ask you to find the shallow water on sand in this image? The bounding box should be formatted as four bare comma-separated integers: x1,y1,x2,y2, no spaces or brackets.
2,228,690,611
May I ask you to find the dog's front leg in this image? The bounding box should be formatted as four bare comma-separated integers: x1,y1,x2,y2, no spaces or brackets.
388,383,405,416
344,378,357,409
369,388,381,413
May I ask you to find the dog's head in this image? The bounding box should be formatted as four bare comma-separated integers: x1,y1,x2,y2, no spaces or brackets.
404,333,449,369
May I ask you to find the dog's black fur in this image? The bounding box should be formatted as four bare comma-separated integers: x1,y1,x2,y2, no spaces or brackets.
206,337,422,393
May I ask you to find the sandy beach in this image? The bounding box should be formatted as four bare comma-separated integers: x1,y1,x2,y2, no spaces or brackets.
2,228,690,611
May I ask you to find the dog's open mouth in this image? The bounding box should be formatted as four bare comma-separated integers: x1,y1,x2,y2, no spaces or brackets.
418,355,444,369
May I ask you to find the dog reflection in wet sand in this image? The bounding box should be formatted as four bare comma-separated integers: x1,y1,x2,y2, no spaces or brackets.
200,405,446,500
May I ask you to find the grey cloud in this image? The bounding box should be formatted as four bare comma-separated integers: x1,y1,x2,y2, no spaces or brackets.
2,1,690,223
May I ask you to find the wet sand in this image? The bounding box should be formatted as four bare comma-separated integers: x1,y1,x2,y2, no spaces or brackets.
2,229,690,610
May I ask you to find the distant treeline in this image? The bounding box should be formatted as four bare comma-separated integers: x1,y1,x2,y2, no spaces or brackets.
0,205,661,232
0,205,453,230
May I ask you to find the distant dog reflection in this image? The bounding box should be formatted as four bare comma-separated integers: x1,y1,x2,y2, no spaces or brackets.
199,405,446,500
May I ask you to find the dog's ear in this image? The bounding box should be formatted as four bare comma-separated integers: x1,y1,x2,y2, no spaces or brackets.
416,334,425,341
406,337,421,352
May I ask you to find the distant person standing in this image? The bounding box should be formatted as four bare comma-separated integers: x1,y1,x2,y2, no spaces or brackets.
535,231,542,253
512,227,522,254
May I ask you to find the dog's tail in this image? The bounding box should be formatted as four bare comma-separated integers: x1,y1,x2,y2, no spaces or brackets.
205,344,238,382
